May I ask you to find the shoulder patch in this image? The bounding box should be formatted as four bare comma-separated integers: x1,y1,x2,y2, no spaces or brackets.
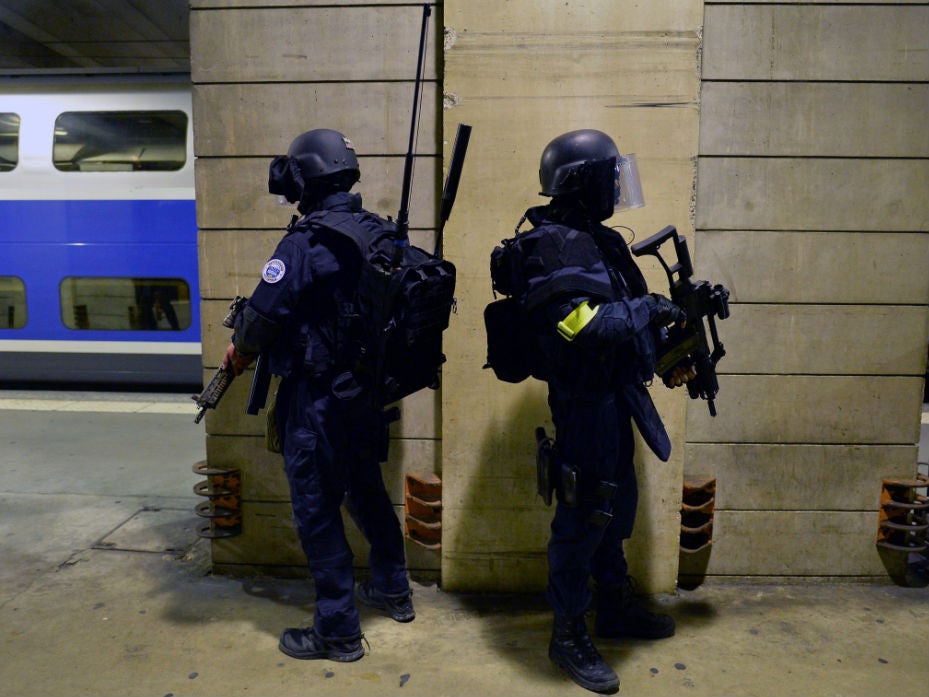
262,259,286,284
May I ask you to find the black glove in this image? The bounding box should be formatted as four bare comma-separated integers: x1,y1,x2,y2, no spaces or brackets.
649,293,686,326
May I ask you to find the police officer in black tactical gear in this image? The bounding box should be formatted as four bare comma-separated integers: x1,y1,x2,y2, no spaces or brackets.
518,129,693,694
221,129,415,663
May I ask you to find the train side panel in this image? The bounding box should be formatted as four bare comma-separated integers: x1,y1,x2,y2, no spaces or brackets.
0,81,200,388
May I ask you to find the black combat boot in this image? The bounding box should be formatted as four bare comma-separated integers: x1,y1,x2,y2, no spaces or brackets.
594,577,676,640
549,614,620,694
278,626,365,662
356,581,416,622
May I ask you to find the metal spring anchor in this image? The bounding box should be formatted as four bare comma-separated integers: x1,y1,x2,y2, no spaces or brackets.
404,471,442,550
192,460,242,539
875,472,928,586
678,476,716,590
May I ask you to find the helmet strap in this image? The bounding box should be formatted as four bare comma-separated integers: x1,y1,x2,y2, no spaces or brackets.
296,172,359,213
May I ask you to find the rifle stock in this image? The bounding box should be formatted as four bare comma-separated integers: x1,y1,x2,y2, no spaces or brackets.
631,226,730,416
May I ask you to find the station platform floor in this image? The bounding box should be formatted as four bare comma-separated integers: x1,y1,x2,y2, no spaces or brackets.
0,390,926,697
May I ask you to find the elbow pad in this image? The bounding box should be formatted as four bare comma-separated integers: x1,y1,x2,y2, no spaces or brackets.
234,304,281,355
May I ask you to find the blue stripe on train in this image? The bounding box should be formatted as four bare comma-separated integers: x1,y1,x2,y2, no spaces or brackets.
0,199,195,243
0,199,199,343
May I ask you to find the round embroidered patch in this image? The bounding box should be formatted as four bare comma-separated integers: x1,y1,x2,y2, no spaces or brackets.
262,259,286,284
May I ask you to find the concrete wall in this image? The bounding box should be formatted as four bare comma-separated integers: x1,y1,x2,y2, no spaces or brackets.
189,0,444,576
189,0,929,588
190,0,702,591
440,0,703,593
693,1,929,578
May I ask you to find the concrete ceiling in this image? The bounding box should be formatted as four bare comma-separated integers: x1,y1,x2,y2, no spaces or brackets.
0,0,189,74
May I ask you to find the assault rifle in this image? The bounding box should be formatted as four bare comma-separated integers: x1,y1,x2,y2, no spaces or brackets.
193,295,247,423
631,226,730,417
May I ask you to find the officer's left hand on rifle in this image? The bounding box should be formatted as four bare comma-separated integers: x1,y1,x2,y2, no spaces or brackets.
665,362,697,388
648,293,686,328
647,293,697,389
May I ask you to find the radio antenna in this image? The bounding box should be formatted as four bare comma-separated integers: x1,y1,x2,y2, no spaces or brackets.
392,3,431,266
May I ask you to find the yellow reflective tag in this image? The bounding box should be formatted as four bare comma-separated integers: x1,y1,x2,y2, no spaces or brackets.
556,300,599,341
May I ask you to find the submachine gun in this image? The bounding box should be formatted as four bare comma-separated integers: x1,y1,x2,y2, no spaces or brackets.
192,296,247,424
631,225,730,417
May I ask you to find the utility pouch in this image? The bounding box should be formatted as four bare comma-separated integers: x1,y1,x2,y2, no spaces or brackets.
330,371,365,400
587,481,618,526
594,480,618,501
484,297,534,383
535,426,556,505
560,464,578,508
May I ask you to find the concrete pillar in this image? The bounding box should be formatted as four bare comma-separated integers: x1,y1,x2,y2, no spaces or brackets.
190,1,443,577
440,0,704,593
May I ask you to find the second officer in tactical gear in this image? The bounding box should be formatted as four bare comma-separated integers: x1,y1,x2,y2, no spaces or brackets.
221,128,415,663
517,129,692,693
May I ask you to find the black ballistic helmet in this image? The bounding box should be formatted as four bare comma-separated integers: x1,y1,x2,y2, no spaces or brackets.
539,129,620,197
539,129,622,221
288,128,360,181
269,129,361,208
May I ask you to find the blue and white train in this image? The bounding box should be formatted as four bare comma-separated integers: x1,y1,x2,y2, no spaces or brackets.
0,76,200,389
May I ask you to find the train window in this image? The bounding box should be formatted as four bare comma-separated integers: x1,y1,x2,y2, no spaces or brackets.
60,277,191,331
0,277,27,328
52,110,187,172
0,113,20,172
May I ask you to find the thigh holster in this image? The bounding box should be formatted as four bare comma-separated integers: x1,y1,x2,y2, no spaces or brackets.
536,426,619,527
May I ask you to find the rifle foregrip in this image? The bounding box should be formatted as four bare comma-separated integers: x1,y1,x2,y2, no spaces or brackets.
655,331,701,376
192,366,235,423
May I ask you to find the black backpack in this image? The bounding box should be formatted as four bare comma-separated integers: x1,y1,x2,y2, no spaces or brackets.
309,210,456,406
486,220,619,384
484,230,548,383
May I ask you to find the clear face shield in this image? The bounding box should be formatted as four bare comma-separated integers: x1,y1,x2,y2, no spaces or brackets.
614,153,645,211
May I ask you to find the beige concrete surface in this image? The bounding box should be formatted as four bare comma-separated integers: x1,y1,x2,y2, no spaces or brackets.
1,392,927,697
694,0,929,594
190,0,448,585
3,545,928,697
